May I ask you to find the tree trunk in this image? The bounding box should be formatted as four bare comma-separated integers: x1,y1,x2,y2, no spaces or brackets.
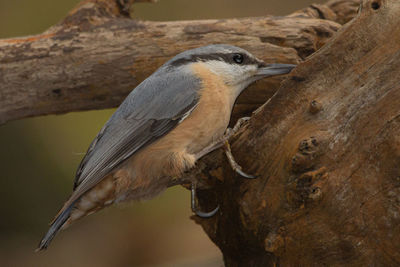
192,0,400,266
2,0,399,266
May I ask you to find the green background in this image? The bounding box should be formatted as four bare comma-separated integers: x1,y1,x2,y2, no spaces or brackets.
0,0,324,266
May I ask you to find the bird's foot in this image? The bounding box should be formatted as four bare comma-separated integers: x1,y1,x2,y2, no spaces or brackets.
191,182,219,218
194,116,257,179
224,116,251,139
191,117,255,218
224,140,257,179
224,117,257,179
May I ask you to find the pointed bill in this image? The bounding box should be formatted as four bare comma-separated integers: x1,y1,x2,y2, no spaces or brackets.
256,63,296,77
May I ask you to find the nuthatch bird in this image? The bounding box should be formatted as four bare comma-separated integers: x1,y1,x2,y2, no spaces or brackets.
37,44,295,250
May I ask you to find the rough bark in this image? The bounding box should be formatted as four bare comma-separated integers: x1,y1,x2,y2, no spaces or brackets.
0,0,357,124
192,0,400,266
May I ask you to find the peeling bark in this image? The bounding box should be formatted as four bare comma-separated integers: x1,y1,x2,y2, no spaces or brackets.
0,0,357,124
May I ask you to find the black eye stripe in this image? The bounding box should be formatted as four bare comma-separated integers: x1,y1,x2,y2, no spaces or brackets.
169,52,259,67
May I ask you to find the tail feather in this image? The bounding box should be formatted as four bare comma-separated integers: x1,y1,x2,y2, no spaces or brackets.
37,175,117,251
36,201,76,252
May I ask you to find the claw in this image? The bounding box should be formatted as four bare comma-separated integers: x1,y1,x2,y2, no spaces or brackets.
191,183,219,218
224,140,257,179
233,166,257,179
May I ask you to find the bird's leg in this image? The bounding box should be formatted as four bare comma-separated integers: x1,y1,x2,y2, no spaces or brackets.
194,117,256,178
227,116,251,137
224,139,256,179
191,182,219,218
194,139,225,160
224,117,257,179
194,117,251,160
190,117,254,218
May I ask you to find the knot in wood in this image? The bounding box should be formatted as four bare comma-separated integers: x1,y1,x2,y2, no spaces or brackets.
308,186,322,201
264,230,285,254
291,136,319,172
309,100,322,114
371,1,381,10
287,167,327,209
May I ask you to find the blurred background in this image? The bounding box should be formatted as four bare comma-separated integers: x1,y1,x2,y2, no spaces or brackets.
0,0,324,266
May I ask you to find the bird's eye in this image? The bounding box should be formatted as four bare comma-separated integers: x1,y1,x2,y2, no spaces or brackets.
233,53,244,64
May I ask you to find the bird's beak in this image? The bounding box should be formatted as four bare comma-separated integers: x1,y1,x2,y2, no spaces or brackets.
256,63,296,77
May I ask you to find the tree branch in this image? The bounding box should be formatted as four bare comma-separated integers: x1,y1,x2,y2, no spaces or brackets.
0,0,357,124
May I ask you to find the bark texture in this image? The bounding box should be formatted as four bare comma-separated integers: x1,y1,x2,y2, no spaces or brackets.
0,0,357,124
192,0,400,266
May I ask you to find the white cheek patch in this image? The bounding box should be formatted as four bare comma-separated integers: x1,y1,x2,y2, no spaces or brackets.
204,60,235,78
204,60,256,85
202,60,258,98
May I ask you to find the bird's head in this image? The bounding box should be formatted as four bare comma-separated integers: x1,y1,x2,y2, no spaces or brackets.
165,44,296,97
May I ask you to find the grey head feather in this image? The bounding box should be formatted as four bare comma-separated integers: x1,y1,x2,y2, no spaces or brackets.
164,44,260,68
